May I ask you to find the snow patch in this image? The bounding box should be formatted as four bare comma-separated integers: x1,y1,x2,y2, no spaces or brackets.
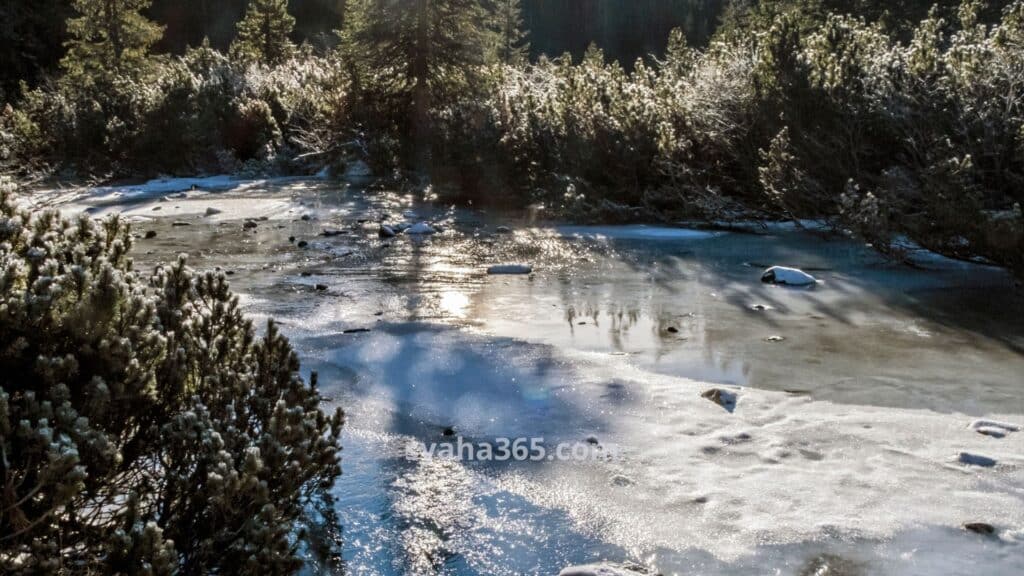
969,419,1021,434
89,175,244,200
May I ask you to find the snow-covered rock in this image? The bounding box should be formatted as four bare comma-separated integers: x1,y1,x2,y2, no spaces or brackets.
406,222,437,235
761,266,818,286
487,264,533,275
559,564,649,576
969,419,1020,438
344,160,373,182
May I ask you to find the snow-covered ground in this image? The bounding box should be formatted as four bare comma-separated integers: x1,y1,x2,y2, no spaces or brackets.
50,178,1024,575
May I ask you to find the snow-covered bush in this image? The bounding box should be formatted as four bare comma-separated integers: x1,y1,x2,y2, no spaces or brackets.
0,179,345,573
8,43,349,177
463,0,1023,273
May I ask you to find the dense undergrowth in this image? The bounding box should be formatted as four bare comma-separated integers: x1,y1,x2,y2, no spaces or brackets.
463,1,1024,271
0,178,345,573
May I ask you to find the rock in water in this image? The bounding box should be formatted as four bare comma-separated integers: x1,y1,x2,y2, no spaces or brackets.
487,264,533,275
701,388,737,412
379,225,397,238
761,266,818,286
406,222,436,235
958,452,997,467
963,522,996,536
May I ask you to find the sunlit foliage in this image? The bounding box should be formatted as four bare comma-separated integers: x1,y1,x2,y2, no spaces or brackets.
0,179,345,574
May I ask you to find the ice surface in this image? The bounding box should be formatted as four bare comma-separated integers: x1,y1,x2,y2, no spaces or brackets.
557,225,724,241
48,177,1024,575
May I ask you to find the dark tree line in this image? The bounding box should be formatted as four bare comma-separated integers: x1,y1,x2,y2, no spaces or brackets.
1,0,728,100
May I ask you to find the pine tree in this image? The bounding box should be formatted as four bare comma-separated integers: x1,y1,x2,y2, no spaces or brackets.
341,0,497,171
492,0,530,65
231,0,298,66
0,178,345,574
62,0,164,79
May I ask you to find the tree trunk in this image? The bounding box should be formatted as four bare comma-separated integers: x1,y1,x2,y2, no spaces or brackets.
409,0,432,175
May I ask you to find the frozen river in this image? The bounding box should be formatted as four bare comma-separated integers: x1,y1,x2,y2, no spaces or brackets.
54,177,1024,575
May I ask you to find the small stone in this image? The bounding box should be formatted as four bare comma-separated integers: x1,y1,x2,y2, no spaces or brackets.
958,452,997,467
701,388,737,412
172,221,190,227
243,220,258,229
297,241,309,249
289,236,296,243
322,229,345,237
301,214,313,221
750,304,773,312
379,225,397,238
667,327,679,334
205,207,222,216
300,272,312,277
487,264,533,275
144,231,158,239
963,523,996,536
315,284,328,291
152,206,162,211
